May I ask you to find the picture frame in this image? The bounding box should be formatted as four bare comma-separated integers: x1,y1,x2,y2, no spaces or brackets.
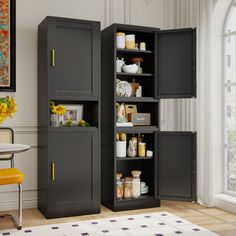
62,104,83,124
0,0,16,92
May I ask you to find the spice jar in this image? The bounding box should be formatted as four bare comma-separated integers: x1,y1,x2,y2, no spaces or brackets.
116,32,126,49
124,177,132,199
116,180,124,200
131,170,141,198
125,34,135,49
138,142,146,157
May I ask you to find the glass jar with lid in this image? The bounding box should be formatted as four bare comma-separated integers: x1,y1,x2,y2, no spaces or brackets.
116,180,124,200
124,177,132,199
131,170,141,198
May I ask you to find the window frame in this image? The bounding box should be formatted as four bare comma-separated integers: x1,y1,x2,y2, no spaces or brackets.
223,0,236,197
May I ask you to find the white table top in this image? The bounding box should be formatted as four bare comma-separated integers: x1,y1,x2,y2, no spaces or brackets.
0,144,31,155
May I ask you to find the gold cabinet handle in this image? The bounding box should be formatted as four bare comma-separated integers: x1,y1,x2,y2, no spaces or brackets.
51,49,55,67
51,162,55,181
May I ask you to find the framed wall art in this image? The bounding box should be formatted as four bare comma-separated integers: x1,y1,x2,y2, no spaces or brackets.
0,0,16,91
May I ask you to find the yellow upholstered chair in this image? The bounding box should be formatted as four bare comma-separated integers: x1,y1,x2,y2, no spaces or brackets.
0,128,24,230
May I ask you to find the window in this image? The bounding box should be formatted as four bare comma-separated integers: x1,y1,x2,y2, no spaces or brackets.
227,105,232,117
224,0,236,195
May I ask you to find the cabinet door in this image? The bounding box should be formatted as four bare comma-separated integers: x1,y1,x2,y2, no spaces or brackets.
157,131,196,201
156,28,196,98
48,130,100,218
48,18,100,99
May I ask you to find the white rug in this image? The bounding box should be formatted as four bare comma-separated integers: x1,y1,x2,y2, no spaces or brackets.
0,211,219,236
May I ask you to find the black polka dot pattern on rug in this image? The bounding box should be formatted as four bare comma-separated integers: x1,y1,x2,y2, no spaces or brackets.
121,227,129,230
81,233,89,236
51,226,59,230
2,233,10,236
24,230,32,233
175,231,183,234
102,230,109,233
193,228,201,231
72,224,79,227
141,225,148,228
91,222,98,225
158,222,165,225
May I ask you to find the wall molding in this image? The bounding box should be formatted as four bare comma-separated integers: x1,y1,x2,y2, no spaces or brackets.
0,198,37,211
1,125,38,134
0,189,38,210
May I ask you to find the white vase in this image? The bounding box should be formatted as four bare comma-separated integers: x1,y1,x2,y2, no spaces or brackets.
50,114,60,127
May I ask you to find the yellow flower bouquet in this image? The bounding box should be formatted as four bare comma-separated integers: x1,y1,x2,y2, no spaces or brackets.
0,96,16,124
50,101,66,127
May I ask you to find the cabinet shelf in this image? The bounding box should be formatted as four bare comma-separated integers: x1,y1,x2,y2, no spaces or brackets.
49,97,99,102
117,49,153,54
116,97,159,103
49,127,98,132
116,72,154,77
116,195,154,202
116,156,153,161
116,126,158,133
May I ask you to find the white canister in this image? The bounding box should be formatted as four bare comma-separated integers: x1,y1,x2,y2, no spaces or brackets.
116,58,125,72
146,150,153,157
116,141,127,157
116,32,126,49
125,34,135,49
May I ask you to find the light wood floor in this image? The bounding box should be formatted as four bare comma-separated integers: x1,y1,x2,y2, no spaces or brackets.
1,201,236,235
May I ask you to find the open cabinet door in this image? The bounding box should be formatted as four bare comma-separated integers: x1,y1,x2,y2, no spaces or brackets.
157,132,196,201
156,28,196,98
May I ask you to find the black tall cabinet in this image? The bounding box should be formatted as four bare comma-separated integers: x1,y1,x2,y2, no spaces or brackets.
101,24,196,211
38,17,100,218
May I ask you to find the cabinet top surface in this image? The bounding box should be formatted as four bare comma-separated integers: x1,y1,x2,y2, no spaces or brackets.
40,16,101,26
104,23,160,33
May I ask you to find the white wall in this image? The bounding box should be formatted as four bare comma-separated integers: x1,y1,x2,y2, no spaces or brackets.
0,0,165,210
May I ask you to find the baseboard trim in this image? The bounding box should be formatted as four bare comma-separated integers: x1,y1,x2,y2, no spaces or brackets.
0,198,37,211
213,194,236,214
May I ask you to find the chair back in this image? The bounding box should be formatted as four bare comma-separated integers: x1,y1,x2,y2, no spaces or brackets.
0,128,14,167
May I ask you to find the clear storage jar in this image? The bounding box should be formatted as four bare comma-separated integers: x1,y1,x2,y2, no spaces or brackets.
116,180,124,200
116,32,125,49
125,34,135,49
131,170,141,198
124,177,132,199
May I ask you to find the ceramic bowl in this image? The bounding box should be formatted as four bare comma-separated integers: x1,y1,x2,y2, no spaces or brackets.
122,64,138,73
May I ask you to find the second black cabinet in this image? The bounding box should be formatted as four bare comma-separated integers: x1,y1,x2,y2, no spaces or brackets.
101,23,197,212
